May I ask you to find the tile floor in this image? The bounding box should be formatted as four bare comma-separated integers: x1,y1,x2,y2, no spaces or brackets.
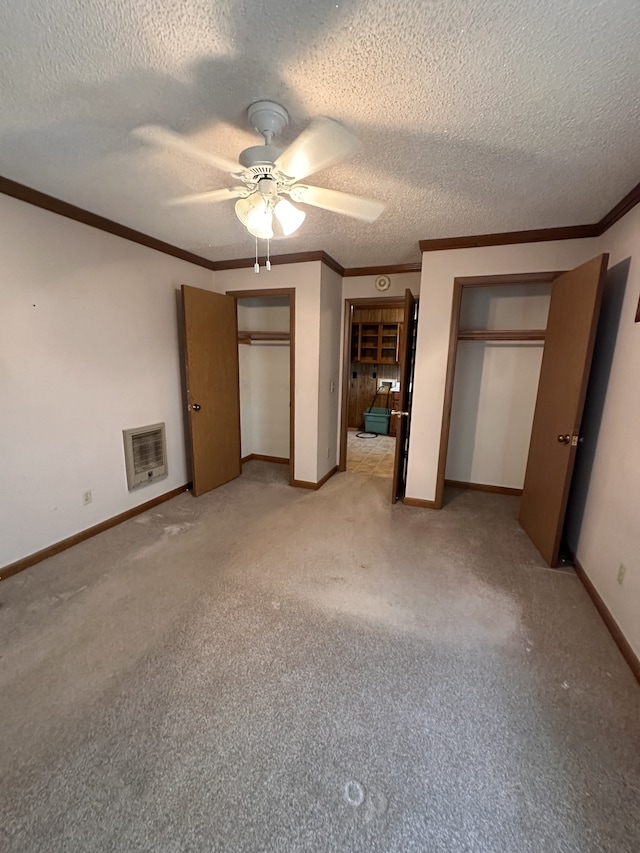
346,428,395,477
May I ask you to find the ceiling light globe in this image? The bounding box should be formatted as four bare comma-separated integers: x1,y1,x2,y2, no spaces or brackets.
274,198,306,236
234,195,256,226
236,192,274,239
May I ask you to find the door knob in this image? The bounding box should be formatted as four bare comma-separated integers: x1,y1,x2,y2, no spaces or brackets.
391,410,409,418
557,434,570,444
191,403,201,412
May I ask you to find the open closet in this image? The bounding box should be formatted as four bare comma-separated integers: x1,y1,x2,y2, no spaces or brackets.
235,292,293,483
436,256,607,567
445,282,551,494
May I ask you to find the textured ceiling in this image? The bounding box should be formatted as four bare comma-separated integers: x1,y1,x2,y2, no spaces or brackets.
1,0,639,267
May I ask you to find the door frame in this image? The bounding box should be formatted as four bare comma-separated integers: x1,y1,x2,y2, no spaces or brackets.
227,288,296,486
434,270,563,509
338,296,405,472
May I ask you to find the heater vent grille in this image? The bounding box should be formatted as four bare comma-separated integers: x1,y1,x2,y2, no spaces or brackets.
123,423,167,490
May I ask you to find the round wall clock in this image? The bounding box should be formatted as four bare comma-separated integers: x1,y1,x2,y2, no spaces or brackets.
375,275,391,292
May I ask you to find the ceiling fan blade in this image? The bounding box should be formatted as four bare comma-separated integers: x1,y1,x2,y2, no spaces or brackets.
275,117,359,180
165,187,245,207
132,125,240,175
288,184,385,222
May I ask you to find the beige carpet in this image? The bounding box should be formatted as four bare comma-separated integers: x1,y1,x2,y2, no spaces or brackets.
1,462,639,852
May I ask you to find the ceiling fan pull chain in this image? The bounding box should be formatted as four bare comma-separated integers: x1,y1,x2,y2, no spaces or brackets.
254,236,260,274
266,238,271,271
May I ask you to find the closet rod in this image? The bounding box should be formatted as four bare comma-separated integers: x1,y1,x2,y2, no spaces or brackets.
238,338,291,347
457,329,546,342
238,329,290,344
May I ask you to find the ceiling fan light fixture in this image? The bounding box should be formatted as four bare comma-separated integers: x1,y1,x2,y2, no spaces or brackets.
137,104,384,263
247,217,274,240
235,192,274,239
274,198,306,236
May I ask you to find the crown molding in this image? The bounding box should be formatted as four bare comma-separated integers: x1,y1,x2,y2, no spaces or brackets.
342,262,422,277
211,250,344,276
419,224,598,252
0,176,220,271
0,177,347,275
419,180,640,253
596,181,640,234
3,174,639,272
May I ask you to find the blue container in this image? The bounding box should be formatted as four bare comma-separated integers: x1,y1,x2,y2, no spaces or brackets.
363,407,391,435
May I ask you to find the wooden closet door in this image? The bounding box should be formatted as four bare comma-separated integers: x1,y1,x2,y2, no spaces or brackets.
519,255,608,565
182,285,241,496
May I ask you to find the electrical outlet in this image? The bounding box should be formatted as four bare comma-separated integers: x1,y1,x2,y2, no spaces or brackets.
617,562,626,586
82,490,92,506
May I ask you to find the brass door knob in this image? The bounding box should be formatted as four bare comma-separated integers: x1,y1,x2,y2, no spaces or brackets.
557,434,570,444
191,403,201,412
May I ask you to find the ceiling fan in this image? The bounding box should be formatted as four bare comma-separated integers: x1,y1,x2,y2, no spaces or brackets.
132,101,386,241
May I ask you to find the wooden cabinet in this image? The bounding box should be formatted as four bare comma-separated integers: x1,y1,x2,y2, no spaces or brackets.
358,322,380,362
351,322,402,363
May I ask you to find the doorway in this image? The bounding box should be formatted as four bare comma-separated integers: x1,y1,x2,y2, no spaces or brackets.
444,278,553,495
181,285,297,496
340,297,404,480
436,257,607,566
229,289,295,487
437,272,558,509
338,290,418,502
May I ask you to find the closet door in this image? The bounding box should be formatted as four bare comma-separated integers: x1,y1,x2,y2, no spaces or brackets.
519,255,608,566
182,285,241,496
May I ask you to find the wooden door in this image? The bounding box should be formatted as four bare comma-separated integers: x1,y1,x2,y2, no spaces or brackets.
519,255,608,565
181,285,241,497
391,289,417,503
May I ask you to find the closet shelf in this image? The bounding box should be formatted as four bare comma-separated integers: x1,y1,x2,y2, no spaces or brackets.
458,329,546,342
238,329,290,345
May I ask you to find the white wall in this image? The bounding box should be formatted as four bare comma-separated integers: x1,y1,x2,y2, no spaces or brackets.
406,239,600,503
237,302,290,332
342,271,421,300
214,262,322,483
446,342,545,488
570,205,640,659
0,193,214,566
238,346,290,458
317,265,343,478
446,284,551,489
237,302,290,460
459,284,550,330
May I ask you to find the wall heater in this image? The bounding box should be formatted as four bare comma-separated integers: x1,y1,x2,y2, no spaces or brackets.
123,422,167,490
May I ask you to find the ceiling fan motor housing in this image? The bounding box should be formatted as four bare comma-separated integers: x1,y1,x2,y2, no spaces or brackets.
240,101,289,170
239,144,282,168
248,100,289,141
257,177,277,197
